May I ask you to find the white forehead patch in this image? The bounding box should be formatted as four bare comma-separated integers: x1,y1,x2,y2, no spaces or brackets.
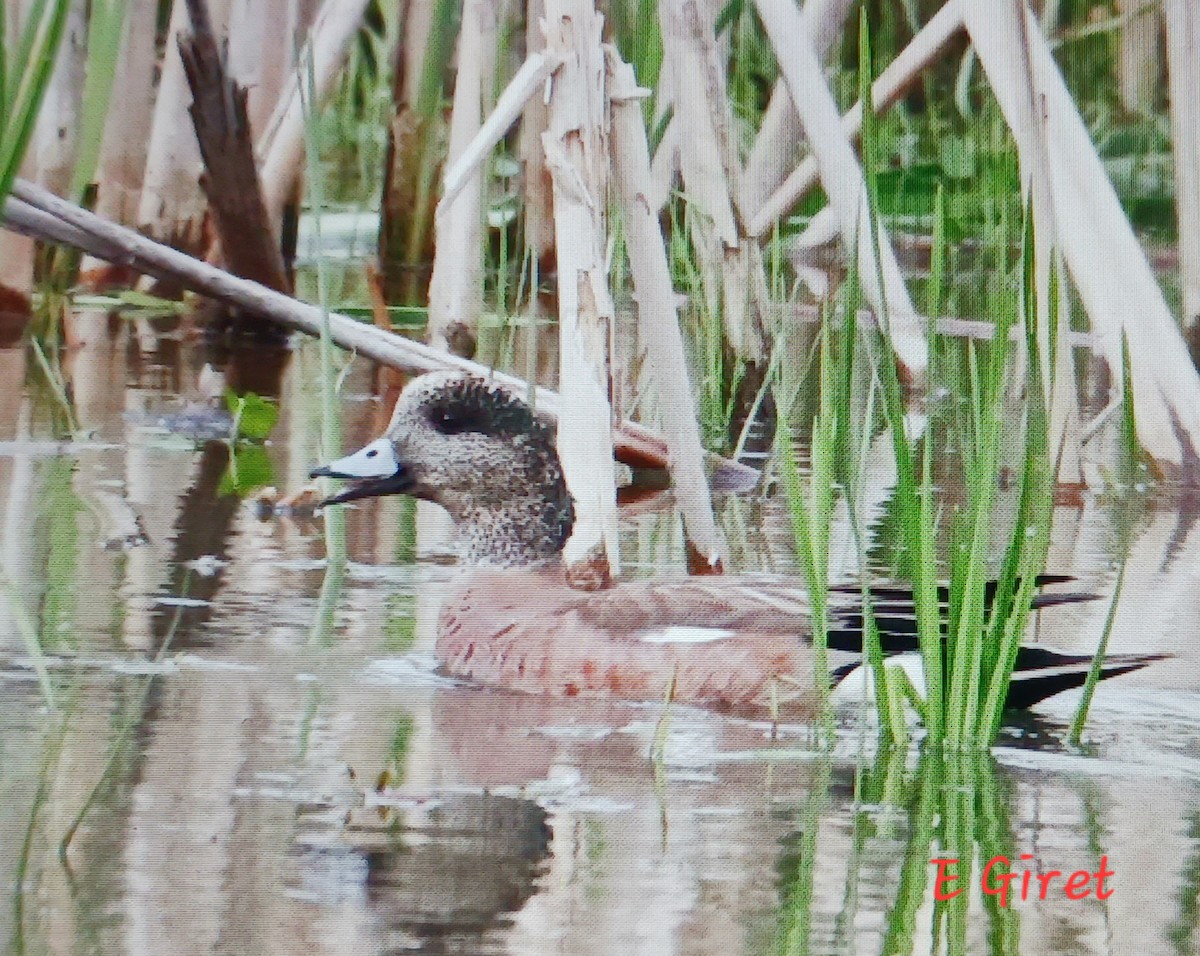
639,626,735,645
326,438,399,478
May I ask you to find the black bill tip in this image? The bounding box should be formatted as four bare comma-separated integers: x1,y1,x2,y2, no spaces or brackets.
310,466,414,508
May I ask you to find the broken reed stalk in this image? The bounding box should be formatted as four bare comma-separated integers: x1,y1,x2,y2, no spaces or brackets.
134,0,208,252
609,48,725,574
425,0,487,357
438,50,561,215
256,0,374,232
742,0,857,222
658,0,768,364
752,0,928,386
540,0,621,584
3,178,759,490
518,0,556,279
746,2,964,239
178,0,289,292
964,0,1200,472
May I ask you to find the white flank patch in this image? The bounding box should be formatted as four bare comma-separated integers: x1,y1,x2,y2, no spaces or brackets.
639,626,735,645
831,654,927,707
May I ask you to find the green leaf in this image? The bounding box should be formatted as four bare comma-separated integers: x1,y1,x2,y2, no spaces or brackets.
223,389,279,441
238,393,279,440
117,289,187,313
218,445,275,498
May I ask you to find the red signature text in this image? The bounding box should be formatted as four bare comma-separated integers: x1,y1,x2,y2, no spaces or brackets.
930,855,1114,908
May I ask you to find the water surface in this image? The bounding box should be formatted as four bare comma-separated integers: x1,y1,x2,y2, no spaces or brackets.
1,317,1199,955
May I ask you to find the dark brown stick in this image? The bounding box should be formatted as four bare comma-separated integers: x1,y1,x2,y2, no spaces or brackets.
179,0,289,294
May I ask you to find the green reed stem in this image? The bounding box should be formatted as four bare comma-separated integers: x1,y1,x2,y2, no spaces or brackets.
0,0,72,202
1069,335,1141,743
300,42,347,569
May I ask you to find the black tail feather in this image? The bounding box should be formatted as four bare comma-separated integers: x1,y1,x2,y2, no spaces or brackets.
822,576,1164,710
1002,652,1168,709
826,575,1099,655
829,651,1168,710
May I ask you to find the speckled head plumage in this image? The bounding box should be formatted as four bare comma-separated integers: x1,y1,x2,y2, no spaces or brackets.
311,370,575,567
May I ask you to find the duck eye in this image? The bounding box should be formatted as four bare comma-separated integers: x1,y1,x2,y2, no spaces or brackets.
366,449,378,458
431,406,485,435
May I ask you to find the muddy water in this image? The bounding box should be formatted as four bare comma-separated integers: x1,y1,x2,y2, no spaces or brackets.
1,314,1199,956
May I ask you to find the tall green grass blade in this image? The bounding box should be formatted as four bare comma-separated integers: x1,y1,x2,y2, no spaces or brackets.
1068,333,1140,743
300,40,347,602
979,211,1054,741
852,9,906,741
853,10,945,743
0,571,57,709
1115,329,1146,490
1067,553,1127,746
775,416,830,716
29,337,79,434
636,0,664,108
0,0,72,202
61,571,194,857
68,0,128,201
928,184,948,319
647,104,673,155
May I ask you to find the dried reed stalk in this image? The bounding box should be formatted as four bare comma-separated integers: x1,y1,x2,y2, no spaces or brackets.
1116,0,1161,115
426,0,488,356
257,0,373,232
609,49,724,573
659,0,768,362
747,1,963,239
4,178,762,488
1164,0,1200,335
439,50,560,214
136,0,227,251
968,0,1200,472
752,0,928,384
540,0,621,583
742,0,857,222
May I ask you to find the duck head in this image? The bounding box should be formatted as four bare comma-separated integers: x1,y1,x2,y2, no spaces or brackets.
310,370,575,567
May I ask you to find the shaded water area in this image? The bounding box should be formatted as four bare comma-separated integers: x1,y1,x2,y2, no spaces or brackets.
2,312,1200,956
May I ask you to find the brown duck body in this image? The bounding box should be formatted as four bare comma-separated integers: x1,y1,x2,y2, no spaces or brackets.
437,567,823,713
312,370,1163,715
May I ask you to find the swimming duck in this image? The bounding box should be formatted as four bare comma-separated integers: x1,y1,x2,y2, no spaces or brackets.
311,370,1161,716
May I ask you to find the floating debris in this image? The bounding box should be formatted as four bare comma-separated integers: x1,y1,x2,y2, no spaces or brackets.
155,595,211,608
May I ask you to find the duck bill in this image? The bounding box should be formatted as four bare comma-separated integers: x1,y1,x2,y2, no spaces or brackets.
310,439,413,506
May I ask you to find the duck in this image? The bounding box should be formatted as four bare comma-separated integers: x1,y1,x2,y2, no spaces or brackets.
310,369,1162,717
